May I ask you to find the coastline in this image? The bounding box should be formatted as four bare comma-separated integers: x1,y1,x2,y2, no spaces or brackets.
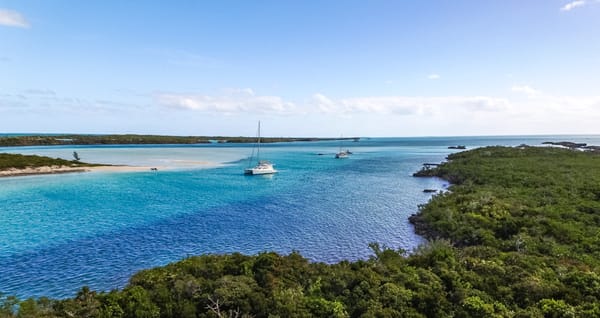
9,145,599,316
5,144,600,316
0,165,158,178
0,134,348,147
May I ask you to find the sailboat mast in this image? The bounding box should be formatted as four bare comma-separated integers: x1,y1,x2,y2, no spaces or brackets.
257,121,261,162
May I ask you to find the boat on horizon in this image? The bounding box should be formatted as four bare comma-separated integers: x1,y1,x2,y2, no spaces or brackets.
245,121,277,175
335,151,349,159
335,136,350,159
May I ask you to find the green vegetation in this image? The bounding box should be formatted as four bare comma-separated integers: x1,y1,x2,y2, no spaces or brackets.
0,135,346,147
3,146,600,317
0,153,96,170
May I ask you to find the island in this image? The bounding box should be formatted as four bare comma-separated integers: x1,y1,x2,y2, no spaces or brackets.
0,153,150,177
542,141,588,148
3,145,600,317
0,134,357,147
543,140,600,152
0,153,97,177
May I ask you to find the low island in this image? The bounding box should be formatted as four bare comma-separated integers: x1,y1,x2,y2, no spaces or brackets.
0,134,354,147
0,153,151,177
542,141,600,152
3,146,600,317
0,153,101,177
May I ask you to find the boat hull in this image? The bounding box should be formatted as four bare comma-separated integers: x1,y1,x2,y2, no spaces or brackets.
244,168,277,175
244,121,277,175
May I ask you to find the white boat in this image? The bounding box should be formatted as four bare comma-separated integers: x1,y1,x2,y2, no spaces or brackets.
335,136,350,159
335,151,349,159
245,121,277,175
245,160,277,175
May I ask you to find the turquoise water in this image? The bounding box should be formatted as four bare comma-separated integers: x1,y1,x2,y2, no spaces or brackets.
1,136,599,299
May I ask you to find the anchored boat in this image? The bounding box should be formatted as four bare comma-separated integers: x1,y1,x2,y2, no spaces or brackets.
245,121,277,175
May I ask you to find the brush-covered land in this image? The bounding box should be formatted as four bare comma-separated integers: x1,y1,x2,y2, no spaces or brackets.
0,135,348,147
3,146,600,317
0,153,97,170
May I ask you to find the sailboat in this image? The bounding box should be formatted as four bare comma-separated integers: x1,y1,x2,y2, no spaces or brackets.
244,121,277,175
335,150,349,159
335,136,349,159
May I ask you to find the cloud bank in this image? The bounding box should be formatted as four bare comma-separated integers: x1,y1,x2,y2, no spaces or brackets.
0,9,29,28
561,0,587,11
154,88,600,123
310,94,510,116
3,87,599,136
511,85,542,97
155,89,297,115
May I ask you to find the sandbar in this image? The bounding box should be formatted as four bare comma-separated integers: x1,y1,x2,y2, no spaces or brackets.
0,165,160,178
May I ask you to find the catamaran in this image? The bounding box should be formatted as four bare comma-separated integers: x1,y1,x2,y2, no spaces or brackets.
245,121,277,175
335,150,349,159
335,136,350,159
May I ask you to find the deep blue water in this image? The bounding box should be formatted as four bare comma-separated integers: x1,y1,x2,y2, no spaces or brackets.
1,135,599,299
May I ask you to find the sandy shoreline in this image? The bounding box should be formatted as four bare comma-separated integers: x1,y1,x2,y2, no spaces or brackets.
0,165,160,178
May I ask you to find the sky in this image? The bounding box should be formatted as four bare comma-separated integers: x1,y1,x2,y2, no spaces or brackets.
1,1,599,137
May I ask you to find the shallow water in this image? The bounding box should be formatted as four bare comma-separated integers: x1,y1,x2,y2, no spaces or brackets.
1,135,599,298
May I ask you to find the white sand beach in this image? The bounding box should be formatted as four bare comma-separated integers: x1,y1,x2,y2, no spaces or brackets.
0,165,159,178
0,158,226,177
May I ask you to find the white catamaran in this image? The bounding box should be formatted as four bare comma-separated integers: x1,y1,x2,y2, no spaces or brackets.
335,136,350,159
245,121,277,175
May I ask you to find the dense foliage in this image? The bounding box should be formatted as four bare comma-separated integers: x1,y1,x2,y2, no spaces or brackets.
0,135,343,147
3,146,600,317
0,153,96,170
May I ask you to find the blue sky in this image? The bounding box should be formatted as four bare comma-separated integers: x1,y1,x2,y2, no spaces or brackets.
1,1,599,137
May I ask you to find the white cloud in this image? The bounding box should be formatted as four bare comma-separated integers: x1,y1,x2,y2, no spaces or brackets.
427,74,441,80
156,89,297,115
310,94,510,116
310,93,336,113
4,86,600,136
561,0,587,11
0,89,144,115
511,85,542,98
307,91,600,135
0,9,30,28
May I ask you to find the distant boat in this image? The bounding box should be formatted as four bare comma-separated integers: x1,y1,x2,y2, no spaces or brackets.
335,136,350,159
335,151,349,159
245,121,277,175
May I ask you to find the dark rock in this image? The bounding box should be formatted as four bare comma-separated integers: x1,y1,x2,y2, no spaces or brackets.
542,141,587,148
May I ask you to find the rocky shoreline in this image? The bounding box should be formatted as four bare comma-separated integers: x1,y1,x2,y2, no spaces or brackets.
542,141,600,152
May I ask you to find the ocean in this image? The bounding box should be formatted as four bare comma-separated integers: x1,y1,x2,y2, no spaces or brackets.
1,135,599,299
